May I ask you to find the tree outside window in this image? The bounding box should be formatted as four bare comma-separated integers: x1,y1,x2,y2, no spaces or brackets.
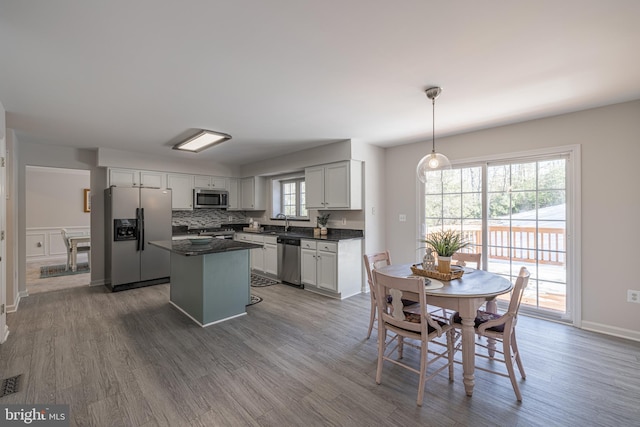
281,178,307,218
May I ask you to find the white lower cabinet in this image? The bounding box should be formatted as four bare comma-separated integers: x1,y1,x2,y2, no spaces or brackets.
235,233,277,278
301,238,362,299
301,244,318,287
263,236,278,276
249,235,264,271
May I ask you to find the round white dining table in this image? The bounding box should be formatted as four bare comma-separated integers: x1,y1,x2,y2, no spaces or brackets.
376,263,513,396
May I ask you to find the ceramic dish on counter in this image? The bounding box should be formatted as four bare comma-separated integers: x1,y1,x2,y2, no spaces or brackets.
188,236,213,245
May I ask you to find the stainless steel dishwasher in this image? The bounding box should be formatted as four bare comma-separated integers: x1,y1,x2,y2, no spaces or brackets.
277,237,302,287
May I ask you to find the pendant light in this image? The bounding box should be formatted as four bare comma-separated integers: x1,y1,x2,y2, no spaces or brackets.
416,86,451,183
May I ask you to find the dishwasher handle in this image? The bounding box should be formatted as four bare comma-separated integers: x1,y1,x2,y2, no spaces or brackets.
277,237,301,246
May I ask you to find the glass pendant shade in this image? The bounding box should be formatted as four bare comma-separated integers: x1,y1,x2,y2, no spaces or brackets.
416,151,451,183
416,86,450,183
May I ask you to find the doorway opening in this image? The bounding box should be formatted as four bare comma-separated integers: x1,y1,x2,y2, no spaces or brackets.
26,166,91,294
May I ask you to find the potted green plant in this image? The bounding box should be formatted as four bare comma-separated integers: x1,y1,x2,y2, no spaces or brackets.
422,229,469,273
317,213,330,235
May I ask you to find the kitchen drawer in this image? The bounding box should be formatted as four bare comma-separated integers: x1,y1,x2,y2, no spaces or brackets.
235,233,251,242
264,235,277,245
300,239,317,250
317,241,337,253
249,234,264,244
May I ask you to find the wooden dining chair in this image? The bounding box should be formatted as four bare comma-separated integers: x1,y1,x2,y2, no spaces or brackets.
363,251,392,339
61,229,91,271
451,266,531,401
425,251,482,323
452,251,482,269
372,270,455,406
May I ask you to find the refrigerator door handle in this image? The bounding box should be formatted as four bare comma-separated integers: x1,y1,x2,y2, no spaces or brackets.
140,208,145,251
136,208,141,251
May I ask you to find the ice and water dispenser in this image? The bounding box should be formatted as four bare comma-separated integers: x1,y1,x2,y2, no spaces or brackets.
114,219,138,241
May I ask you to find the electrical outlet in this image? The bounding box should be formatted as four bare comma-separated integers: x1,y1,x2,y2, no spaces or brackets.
628,290,640,303
399,214,407,222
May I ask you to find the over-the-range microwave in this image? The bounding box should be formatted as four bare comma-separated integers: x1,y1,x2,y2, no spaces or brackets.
193,188,229,208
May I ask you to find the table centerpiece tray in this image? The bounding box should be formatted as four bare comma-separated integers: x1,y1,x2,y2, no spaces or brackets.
410,264,464,281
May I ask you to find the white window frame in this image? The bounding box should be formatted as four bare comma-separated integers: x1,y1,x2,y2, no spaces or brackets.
417,145,581,326
279,177,307,219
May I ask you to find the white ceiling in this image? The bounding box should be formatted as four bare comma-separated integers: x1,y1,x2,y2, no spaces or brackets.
1,1,639,166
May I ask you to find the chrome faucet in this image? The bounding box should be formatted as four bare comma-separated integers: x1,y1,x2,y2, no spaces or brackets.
276,213,290,232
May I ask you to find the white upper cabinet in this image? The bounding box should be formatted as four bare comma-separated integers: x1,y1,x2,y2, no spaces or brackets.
227,178,240,210
167,174,194,210
194,175,228,190
240,176,265,210
140,171,165,188
305,160,362,210
109,169,137,187
109,169,166,188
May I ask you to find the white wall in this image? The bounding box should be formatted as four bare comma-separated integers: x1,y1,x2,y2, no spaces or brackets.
5,130,19,311
0,100,4,139
97,147,239,177
351,140,386,255
385,100,640,340
17,141,107,297
26,166,90,228
10,100,640,341
240,140,352,177
241,140,367,231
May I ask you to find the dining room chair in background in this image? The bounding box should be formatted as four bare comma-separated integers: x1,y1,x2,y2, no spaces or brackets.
363,251,392,339
452,251,482,269
426,252,482,323
61,228,91,271
372,270,455,406
452,266,531,401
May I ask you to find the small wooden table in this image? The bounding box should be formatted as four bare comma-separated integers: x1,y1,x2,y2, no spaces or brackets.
376,263,513,396
68,235,90,272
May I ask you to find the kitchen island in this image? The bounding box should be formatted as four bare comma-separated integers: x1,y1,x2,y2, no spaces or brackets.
149,239,262,327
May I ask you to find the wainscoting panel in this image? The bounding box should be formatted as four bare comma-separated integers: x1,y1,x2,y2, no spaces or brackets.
26,232,46,257
26,226,90,262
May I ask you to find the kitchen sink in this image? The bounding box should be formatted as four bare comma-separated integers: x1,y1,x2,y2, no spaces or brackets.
266,231,308,239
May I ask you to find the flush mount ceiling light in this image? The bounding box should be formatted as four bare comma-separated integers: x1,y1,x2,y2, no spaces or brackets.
416,86,451,183
173,130,232,153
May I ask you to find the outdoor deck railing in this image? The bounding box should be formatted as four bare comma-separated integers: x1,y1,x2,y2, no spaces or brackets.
460,226,565,266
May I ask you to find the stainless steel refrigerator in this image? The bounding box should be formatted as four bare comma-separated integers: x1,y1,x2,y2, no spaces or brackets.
105,187,172,291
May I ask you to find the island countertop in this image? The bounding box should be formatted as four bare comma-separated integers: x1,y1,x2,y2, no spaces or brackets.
149,239,262,256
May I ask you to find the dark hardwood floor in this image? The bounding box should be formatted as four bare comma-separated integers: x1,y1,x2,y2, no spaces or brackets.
1,283,639,426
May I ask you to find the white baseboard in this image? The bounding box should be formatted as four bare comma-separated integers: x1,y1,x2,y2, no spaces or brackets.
6,290,27,313
90,279,107,287
581,321,640,343
169,301,246,327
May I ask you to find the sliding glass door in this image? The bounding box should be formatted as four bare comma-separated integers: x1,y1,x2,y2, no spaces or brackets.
423,152,573,322
486,158,567,317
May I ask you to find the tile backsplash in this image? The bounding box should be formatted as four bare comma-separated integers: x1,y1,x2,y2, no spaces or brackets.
172,210,248,227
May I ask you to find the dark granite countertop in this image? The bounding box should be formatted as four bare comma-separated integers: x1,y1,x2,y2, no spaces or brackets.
172,224,364,241
239,226,364,242
149,239,262,256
